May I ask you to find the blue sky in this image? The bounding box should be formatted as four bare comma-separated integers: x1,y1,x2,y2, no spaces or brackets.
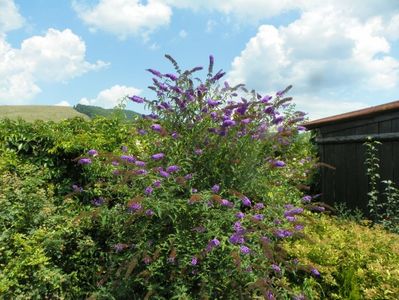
1,0,399,119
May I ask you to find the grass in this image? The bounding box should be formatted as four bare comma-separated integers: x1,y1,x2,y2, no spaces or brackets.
0,105,89,122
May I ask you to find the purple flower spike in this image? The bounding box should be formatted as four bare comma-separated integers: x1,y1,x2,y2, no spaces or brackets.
151,153,165,160
153,180,161,188
135,169,148,175
302,195,312,203
211,70,226,81
221,199,233,207
210,238,220,247
273,160,286,167
128,202,142,213
92,197,104,206
253,214,264,221
138,129,147,135
284,207,304,217
210,112,218,120
159,170,170,178
151,124,162,132
271,264,281,273
240,245,251,255
241,196,252,207
297,125,307,131
311,268,320,277
78,158,92,165
261,95,272,103
145,209,155,216
274,229,293,238
222,119,236,127
184,173,193,180
146,68,163,77
273,116,284,125
165,73,178,81
88,149,98,156
207,98,221,107
254,203,265,210
171,132,179,139
235,212,245,219
121,145,128,152
229,233,245,244
135,160,146,167
145,186,153,195
121,155,136,163
211,184,220,193
166,165,180,173
241,118,251,124
191,257,198,266
129,95,145,103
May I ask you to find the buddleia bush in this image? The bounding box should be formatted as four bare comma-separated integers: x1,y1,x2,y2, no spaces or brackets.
75,55,321,299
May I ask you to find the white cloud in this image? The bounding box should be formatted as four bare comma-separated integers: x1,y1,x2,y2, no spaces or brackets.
73,0,172,39
165,0,399,22
0,0,24,33
293,95,368,120
79,85,141,108
0,28,108,103
55,100,71,107
227,6,399,107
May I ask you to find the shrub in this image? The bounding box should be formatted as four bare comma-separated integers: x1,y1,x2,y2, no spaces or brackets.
283,213,399,299
73,55,319,299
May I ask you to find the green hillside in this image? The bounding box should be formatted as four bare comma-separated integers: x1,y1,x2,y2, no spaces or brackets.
0,105,89,122
74,104,139,119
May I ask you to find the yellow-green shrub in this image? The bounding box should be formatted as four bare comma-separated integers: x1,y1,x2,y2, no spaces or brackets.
283,213,399,299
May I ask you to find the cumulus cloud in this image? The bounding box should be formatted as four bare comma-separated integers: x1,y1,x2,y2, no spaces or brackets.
0,0,24,33
79,85,141,108
294,95,369,120
73,0,172,39
165,0,399,22
55,100,71,107
227,6,399,119
0,28,108,103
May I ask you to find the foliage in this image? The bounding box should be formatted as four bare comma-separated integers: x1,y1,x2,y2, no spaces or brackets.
68,55,321,299
1,55,397,299
283,213,399,299
364,139,399,233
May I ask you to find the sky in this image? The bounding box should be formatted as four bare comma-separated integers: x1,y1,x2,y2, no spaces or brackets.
0,0,399,120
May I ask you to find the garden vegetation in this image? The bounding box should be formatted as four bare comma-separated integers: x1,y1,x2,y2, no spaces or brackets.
0,56,398,299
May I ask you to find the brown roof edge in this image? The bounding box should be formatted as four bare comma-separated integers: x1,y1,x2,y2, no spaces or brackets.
302,100,399,129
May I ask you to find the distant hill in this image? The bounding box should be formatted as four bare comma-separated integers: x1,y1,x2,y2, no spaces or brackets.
0,105,89,122
74,104,139,119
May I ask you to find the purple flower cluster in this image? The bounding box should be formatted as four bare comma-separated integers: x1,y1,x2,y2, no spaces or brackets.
211,184,220,193
88,149,98,156
274,229,293,238
205,238,220,252
128,202,142,213
78,158,91,165
91,197,104,206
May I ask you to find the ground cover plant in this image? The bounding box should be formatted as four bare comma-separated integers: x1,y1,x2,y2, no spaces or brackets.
0,55,398,299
